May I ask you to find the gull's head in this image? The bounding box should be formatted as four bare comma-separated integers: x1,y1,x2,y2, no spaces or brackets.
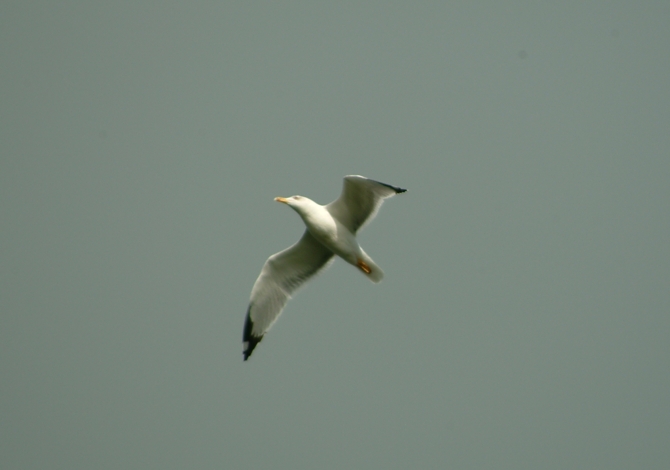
274,195,317,215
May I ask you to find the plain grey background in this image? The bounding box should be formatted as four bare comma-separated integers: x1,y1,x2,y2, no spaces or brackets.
2,2,668,469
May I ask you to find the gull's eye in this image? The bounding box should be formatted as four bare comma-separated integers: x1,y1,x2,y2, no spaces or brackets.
293,196,302,200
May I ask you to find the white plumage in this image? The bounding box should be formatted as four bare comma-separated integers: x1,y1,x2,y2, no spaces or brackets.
243,175,406,360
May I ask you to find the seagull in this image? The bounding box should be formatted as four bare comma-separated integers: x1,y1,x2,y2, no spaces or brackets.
242,175,407,360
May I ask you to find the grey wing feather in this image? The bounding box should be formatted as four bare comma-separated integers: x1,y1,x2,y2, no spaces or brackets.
325,175,406,233
243,230,334,360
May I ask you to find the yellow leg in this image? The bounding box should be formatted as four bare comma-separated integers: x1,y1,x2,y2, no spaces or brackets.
357,258,371,274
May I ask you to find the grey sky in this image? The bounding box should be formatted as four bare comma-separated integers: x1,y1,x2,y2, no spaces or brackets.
1,2,669,469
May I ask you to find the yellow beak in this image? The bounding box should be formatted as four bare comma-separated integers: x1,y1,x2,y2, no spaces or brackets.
274,197,289,204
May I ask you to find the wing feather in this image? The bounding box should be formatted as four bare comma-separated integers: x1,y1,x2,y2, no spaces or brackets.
243,230,334,360
325,175,406,233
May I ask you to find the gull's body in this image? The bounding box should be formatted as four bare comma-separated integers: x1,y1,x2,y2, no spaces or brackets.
243,175,406,360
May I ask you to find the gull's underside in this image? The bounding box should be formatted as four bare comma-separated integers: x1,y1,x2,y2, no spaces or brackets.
242,175,406,361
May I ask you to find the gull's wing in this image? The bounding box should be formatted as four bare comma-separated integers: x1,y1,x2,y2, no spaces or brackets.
326,175,407,233
243,230,334,360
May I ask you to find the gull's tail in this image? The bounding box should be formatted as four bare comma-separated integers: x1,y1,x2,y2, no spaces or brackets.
357,250,384,283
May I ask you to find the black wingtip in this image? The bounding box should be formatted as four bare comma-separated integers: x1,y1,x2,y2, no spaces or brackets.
385,183,407,194
242,306,263,361
372,179,407,194
243,335,263,361
243,341,262,361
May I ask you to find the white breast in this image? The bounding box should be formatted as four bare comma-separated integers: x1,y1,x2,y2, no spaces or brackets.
301,205,360,264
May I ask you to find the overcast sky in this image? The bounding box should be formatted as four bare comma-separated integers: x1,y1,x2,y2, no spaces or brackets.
2,2,669,469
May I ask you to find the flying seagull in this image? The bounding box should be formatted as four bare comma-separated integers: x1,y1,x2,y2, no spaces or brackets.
242,175,406,360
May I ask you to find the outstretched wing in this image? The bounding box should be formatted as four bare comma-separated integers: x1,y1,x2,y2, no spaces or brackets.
243,230,334,360
326,175,406,233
